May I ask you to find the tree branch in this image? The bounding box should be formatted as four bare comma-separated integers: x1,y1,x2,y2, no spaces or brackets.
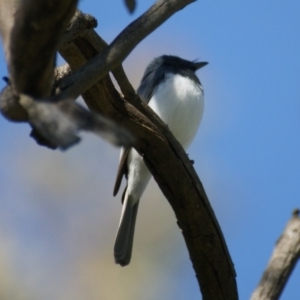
58,10,97,48
251,209,300,300
57,7,238,300
19,94,133,150
9,0,78,97
55,0,197,100
0,1,133,149
1,1,239,297
0,0,21,62
0,0,78,122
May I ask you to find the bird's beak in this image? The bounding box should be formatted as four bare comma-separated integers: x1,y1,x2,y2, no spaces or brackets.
194,62,208,70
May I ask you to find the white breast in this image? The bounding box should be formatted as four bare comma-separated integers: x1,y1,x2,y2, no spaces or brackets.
148,73,204,149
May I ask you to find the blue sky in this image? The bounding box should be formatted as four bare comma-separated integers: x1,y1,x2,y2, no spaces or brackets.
0,1,300,299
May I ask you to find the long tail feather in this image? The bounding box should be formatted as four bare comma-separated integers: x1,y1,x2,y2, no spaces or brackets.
114,197,139,266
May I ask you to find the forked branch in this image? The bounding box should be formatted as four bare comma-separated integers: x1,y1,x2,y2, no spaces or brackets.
58,6,238,299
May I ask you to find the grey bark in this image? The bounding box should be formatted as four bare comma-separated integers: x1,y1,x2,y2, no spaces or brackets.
251,210,300,300
58,8,238,300
0,0,132,149
0,1,239,299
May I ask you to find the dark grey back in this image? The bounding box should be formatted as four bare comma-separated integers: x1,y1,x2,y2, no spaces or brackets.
137,55,202,103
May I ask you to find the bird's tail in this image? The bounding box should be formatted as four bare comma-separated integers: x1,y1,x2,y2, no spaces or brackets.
114,196,139,266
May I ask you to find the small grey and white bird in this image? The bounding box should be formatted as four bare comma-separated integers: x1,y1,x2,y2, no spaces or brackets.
113,55,208,266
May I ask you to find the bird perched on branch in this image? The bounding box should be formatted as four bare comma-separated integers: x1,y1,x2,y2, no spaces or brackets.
113,55,208,266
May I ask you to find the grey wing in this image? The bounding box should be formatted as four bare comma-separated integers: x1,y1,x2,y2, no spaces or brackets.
113,147,130,197
113,85,146,199
136,73,160,104
113,67,159,197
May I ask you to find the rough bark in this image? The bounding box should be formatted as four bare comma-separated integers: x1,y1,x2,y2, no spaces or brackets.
58,8,238,300
9,0,78,97
0,0,132,149
55,0,199,100
0,1,239,299
251,210,300,300
0,0,78,122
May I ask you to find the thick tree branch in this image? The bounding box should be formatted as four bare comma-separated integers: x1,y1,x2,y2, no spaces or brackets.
0,0,78,122
55,0,197,100
251,210,300,300
19,94,133,150
0,1,238,298
58,10,97,48
0,1,132,149
9,0,78,97
58,7,238,300
0,0,21,62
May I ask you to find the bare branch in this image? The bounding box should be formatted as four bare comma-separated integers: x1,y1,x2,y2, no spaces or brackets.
0,0,21,62
0,0,78,122
9,0,78,97
19,94,134,150
251,209,300,300
58,10,97,48
56,0,197,100
1,1,239,297
58,7,238,300
0,83,28,122
0,3,132,149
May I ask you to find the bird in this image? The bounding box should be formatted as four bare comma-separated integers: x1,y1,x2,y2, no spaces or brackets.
113,55,208,266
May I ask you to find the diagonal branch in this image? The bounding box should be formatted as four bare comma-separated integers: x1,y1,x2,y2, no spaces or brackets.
251,209,300,300
55,0,197,100
57,6,238,299
0,0,21,62
0,0,132,149
20,94,133,149
1,0,239,297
